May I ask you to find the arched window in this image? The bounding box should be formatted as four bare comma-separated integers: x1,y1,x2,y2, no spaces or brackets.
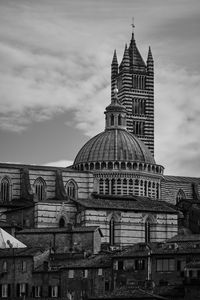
59,217,65,228
34,177,46,201
109,217,115,245
99,178,104,194
118,115,122,126
111,114,114,126
1,177,10,203
66,180,77,199
145,217,153,243
176,189,186,204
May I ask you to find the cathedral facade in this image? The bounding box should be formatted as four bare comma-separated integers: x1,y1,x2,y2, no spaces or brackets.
0,28,200,249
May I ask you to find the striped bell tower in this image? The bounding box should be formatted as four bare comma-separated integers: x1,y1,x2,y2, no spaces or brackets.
111,24,154,156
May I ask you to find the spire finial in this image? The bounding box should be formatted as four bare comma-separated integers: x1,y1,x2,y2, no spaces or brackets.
131,17,135,33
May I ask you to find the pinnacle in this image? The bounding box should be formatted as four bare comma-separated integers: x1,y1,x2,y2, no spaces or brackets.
147,46,153,61
112,49,118,65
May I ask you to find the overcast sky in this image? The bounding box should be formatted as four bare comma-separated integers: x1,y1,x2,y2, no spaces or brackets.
0,0,200,176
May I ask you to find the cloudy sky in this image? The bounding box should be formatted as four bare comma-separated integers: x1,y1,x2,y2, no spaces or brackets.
0,0,200,176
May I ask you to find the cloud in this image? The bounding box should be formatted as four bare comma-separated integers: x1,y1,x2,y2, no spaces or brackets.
155,64,200,176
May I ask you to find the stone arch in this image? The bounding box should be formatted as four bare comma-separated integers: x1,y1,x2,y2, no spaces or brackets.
108,161,113,170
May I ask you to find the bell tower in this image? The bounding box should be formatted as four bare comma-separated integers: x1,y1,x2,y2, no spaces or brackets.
111,23,154,156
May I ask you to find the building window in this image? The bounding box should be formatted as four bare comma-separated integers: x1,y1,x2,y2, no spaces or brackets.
177,260,185,271
17,283,28,297
34,177,46,201
21,260,27,272
68,270,74,278
1,284,10,298
2,261,7,272
135,259,145,270
59,217,65,228
1,177,10,203
48,286,60,298
111,114,114,126
109,218,115,245
156,259,175,272
83,269,88,278
105,281,110,292
98,268,103,276
132,98,145,115
118,114,122,126
66,180,77,199
133,121,145,136
34,286,42,298
117,260,124,270
176,189,186,204
145,221,151,243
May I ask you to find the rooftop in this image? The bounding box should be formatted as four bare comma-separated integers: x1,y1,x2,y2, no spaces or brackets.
73,194,178,214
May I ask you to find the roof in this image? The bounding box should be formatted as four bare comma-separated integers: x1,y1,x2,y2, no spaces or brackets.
73,195,178,214
16,226,102,235
0,162,90,174
166,234,200,243
73,128,155,166
128,33,146,68
0,228,26,249
164,175,200,183
88,287,167,299
185,261,200,269
0,247,44,257
58,254,112,269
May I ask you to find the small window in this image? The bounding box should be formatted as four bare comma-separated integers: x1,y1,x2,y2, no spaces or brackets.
21,260,27,272
189,270,193,278
51,286,58,298
2,284,10,298
135,259,145,270
105,280,110,292
34,286,42,298
83,269,88,278
68,270,74,278
156,259,175,272
118,261,124,270
98,268,103,276
19,283,27,297
2,261,7,272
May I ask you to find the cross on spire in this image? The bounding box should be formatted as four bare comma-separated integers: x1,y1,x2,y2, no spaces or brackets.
131,17,135,33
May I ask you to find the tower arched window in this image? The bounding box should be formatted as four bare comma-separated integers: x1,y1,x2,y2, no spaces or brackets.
66,180,77,199
118,114,122,126
34,177,46,201
111,114,114,126
1,177,10,203
176,189,186,204
109,217,115,245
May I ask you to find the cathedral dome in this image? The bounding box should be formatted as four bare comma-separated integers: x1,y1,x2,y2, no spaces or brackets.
73,128,155,167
